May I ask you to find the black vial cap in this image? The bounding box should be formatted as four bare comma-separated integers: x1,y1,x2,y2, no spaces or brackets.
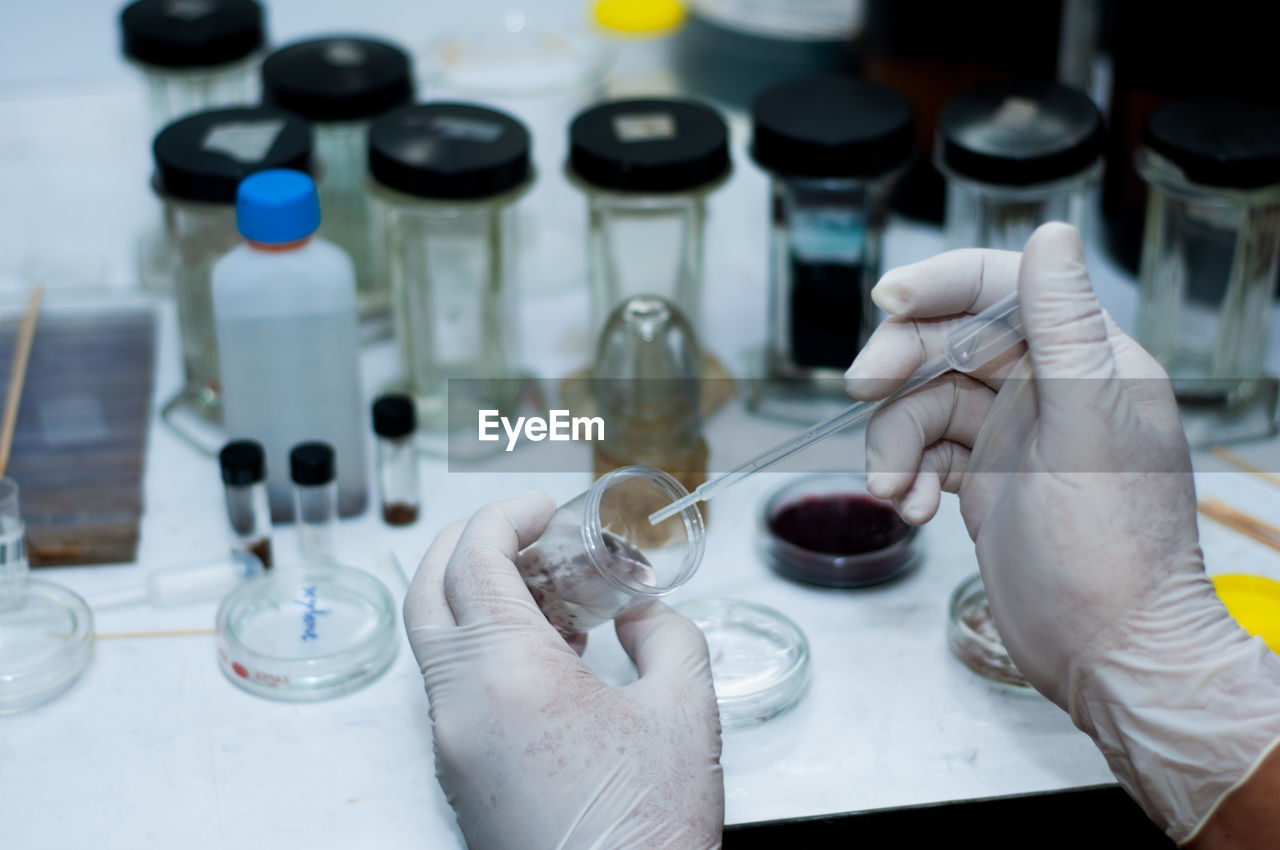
569,98,730,193
121,0,264,69
937,80,1103,187
220,439,265,486
1143,98,1280,190
369,103,531,200
751,76,914,179
262,37,414,122
372,394,416,439
152,107,313,203
290,442,335,486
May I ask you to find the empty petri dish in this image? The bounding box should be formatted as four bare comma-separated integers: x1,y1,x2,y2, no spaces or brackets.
947,572,1030,689
216,563,397,701
676,598,809,729
0,579,94,715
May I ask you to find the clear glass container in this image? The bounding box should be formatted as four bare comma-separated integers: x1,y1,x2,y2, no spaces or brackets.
936,80,1102,251
947,573,1030,689
751,77,913,381
760,474,919,588
372,394,420,526
151,107,313,449
137,55,262,131
262,37,415,321
569,98,730,347
1135,100,1280,412
675,598,810,728
592,295,707,501
369,103,532,431
0,477,95,714
215,561,397,701
514,465,705,635
290,443,338,563
220,440,273,568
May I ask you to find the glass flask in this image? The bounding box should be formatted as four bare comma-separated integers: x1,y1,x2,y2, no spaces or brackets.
369,102,532,431
1135,98,1280,414
514,465,705,635
592,296,707,501
151,107,312,447
936,80,1102,251
568,98,730,346
262,37,414,320
751,76,912,383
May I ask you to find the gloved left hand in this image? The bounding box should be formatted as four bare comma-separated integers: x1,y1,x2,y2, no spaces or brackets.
404,492,725,850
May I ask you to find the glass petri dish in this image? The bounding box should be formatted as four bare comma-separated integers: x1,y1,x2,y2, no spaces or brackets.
216,563,397,701
0,579,94,715
676,598,809,729
947,572,1030,688
760,474,920,588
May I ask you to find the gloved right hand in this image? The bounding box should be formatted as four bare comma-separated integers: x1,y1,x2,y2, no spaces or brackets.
845,223,1280,845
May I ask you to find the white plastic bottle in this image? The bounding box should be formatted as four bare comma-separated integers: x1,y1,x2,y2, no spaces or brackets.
213,169,368,520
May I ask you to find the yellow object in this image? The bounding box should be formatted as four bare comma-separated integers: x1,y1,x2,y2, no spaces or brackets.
593,0,685,35
1213,574,1280,654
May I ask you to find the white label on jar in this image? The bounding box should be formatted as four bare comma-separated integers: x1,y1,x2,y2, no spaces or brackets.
324,42,367,67
430,115,504,144
613,113,677,143
688,0,863,40
991,97,1041,131
165,0,215,22
202,120,286,164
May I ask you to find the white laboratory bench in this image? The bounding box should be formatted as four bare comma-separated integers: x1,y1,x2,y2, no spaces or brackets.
5,8,1280,847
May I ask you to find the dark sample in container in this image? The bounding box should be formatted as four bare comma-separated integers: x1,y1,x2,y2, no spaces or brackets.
372,394,420,526
860,0,1065,222
219,439,273,569
750,76,912,377
760,475,918,588
936,80,1102,252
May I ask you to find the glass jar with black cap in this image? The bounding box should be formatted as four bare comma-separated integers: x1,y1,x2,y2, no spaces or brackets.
291,442,338,562
151,107,312,440
368,102,533,433
262,37,414,319
120,0,265,130
936,80,1103,251
372,394,420,526
750,76,914,385
1135,98,1280,417
219,439,273,568
568,98,730,347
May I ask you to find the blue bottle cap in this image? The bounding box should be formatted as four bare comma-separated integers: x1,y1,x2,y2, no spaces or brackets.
235,169,321,243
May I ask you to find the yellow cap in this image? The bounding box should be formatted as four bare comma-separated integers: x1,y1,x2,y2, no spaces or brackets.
594,0,685,35
1213,573,1280,654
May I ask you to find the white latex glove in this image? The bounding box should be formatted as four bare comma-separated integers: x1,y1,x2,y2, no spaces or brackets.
404,492,724,850
845,222,1280,844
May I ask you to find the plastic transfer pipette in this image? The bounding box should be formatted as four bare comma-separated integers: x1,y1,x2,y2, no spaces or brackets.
648,292,1025,526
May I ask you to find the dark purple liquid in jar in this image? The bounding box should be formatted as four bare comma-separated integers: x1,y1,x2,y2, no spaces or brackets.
769,493,910,555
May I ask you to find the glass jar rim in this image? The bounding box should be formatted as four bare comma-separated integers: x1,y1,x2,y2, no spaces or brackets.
935,158,1101,200
1136,147,1280,204
581,464,705,598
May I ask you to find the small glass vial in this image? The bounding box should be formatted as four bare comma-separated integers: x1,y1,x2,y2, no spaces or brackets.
515,465,705,635
592,296,707,501
153,107,312,442
1135,98,1280,415
592,0,685,97
290,442,338,562
262,37,414,320
219,439,273,569
120,0,265,132
751,76,913,382
568,98,730,347
372,394,420,526
368,103,532,429
936,80,1103,251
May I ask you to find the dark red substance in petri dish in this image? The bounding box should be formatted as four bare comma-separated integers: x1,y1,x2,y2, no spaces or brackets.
769,493,910,555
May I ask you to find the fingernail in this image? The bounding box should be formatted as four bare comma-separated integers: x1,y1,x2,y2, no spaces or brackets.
866,472,891,498
871,274,909,314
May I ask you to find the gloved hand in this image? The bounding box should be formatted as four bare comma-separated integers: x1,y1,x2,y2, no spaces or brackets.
845,222,1280,844
404,492,724,850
